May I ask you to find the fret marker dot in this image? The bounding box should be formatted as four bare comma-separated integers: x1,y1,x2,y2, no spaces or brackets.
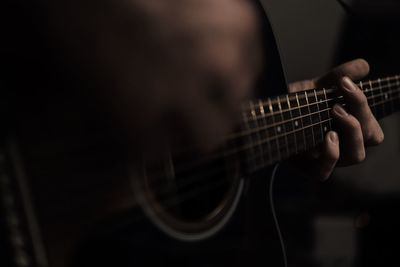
385,93,389,99
277,126,281,133
324,126,328,132
294,121,299,127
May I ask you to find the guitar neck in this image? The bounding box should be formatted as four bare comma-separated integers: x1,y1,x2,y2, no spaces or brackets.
238,75,400,173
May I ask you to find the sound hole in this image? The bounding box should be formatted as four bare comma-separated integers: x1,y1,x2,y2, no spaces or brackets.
141,148,241,237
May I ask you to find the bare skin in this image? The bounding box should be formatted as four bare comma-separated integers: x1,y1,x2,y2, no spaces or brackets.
289,59,384,180
46,0,262,150
45,1,384,179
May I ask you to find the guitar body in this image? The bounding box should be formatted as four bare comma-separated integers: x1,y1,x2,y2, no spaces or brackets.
1,2,291,267
73,167,285,267
3,117,287,267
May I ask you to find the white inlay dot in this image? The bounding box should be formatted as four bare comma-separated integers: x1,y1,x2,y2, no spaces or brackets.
294,121,299,127
277,126,281,133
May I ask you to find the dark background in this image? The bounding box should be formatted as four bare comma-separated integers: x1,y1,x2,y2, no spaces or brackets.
262,0,400,266
1,1,400,266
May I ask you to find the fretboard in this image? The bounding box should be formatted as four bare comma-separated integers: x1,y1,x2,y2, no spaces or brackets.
237,75,400,173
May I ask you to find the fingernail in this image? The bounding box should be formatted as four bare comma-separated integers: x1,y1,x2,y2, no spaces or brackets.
333,104,348,116
342,76,356,91
329,131,339,145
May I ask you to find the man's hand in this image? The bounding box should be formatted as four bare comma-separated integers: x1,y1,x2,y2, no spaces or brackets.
289,59,384,180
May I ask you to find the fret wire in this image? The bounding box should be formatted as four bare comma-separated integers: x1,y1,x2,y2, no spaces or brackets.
381,77,392,114
259,75,399,107
259,99,273,162
234,88,400,142
234,77,400,170
241,104,257,171
368,80,377,115
277,96,290,156
172,84,400,175
360,75,399,87
237,96,400,164
249,101,264,169
396,75,400,109
250,96,335,119
234,75,400,160
370,96,400,109
177,94,400,173
323,88,333,131
286,94,298,154
250,89,335,113
243,117,335,168
250,118,333,154
296,92,307,151
378,78,386,118
314,89,325,140
268,98,281,160
386,77,395,112
304,91,316,146
246,82,399,118
250,88,400,138
246,74,399,111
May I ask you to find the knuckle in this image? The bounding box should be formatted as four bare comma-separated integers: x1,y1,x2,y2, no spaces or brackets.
348,116,362,130
357,93,368,106
350,90,368,106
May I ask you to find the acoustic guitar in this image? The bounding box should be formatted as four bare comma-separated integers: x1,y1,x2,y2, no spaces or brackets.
1,2,400,267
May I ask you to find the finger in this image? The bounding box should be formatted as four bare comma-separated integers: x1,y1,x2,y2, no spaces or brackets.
288,79,316,93
316,58,370,87
317,131,340,181
332,104,366,164
339,76,385,145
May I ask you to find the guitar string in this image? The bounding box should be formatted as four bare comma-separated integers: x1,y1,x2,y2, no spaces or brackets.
169,78,399,158
225,96,400,165
146,93,400,211
168,88,400,175
219,83,399,169
145,93,400,218
242,82,395,122
169,98,400,182
165,91,399,184
242,75,400,113
143,89,400,208
242,96,400,171
236,87,398,143
139,76,400,225
147,95,396,200
127,169,236,227
234,82,400,140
